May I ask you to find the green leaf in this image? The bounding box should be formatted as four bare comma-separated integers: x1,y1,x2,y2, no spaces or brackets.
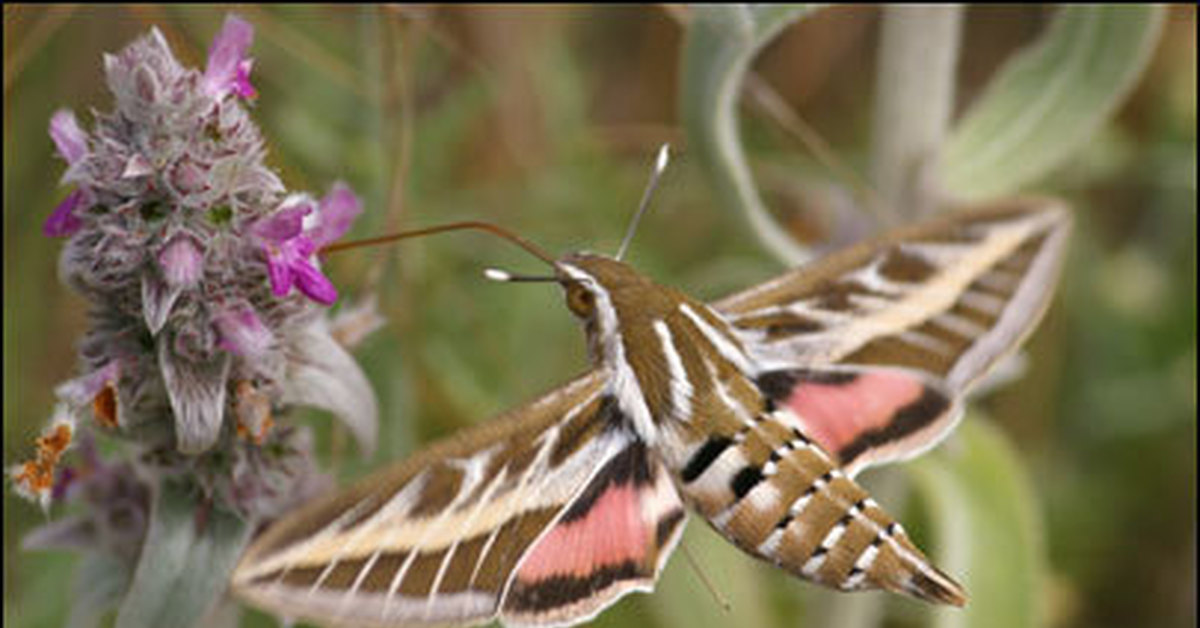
115,482,252,628
67,552,132,628
681,5,823,265
908,419,1047,628
941,5,1165,199
649,522,779,628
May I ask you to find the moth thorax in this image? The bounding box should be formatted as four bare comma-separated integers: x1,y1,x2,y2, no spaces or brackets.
559,256,691,443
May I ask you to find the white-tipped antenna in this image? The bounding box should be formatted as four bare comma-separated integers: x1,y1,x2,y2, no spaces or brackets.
615,143,671,261
484,268,513,282
483,267,557,283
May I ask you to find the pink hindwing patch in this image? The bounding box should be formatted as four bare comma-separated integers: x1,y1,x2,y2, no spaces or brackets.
758,367,958,477
502,442,686,625
515,483,648,581
784,370,924,456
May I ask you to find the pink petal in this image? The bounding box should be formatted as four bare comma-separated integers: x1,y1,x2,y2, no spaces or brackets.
49,110,88,165
158,236,205,288
250,203,312,243
292,259,338,305
309,182,362,247
233,59,257,99
203,15,255,99
214,303,274,358
292,235,317,259
43,189,89,237
50,467,77,502
263,246,295,297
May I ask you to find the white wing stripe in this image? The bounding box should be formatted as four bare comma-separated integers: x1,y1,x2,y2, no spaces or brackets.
973,268,1022,293
424,451,505,615
679,303,753,374
897,329,956,356
653,320,694,422
958,289,1007,316
465,418,569,590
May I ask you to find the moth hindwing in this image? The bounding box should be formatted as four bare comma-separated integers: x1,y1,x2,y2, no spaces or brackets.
233,197,1069,626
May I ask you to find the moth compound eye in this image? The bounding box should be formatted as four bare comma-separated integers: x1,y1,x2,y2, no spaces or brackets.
565,283,595,318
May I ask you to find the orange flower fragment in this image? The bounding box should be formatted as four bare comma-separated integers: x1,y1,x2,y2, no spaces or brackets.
92,385,119,429
233,381,274,445
10,417,74,510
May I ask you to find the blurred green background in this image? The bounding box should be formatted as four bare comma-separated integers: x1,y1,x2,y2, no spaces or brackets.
4,6,1195,628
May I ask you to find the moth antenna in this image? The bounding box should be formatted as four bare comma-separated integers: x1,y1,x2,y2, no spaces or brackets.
322,221,558,270
681,539,733,613
615,143,671,261
483,267,557,283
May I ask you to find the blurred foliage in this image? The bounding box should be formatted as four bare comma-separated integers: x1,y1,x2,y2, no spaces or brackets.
910,419,1047,628
941,5,1165,200
4,5,1195,628
114,482,249,628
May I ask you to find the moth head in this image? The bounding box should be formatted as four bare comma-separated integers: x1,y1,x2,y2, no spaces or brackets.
556,253,679,322
562,279,597,318
555,255,612,323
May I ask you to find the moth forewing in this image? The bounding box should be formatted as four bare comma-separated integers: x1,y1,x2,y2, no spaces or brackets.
718,197,1070,383
233,372,626,627
937,198,1071,393
233,370,690,628
715,197,1070,473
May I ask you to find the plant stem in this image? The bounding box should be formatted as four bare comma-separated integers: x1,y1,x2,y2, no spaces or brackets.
870,5,963,223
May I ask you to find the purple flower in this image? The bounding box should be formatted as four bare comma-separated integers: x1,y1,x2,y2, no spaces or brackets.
233,58,257,100
214,302,273,359
252,185,361,306
252,200,311,242
309,182,362,247
251,199,330,303
44,111,93,238
49,110,88,164
203,15,256,100
50,466,77,502
267,235,337,305
43,189,89,237
22,12,380,532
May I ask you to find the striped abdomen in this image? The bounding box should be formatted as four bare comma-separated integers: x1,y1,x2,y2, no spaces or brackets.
668,410,965,606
